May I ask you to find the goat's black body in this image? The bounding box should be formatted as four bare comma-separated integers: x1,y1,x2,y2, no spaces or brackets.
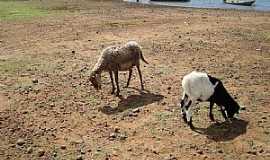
207,74,240,120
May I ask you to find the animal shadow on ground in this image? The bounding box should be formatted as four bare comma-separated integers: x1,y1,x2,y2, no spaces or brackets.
99,89,164,115
194,119,248,142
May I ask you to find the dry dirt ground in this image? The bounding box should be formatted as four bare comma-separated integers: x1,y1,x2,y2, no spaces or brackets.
0,0,270,159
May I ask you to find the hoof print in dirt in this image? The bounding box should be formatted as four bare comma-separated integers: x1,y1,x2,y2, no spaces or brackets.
37,149,45,157
164,154,177,160
76,155,83,160
60,145,66,150
109,131,128,141
32,78,38,84
27,147,33,154
16,138,25,146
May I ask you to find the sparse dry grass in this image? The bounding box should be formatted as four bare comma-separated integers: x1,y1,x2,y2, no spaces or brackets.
0,0,270,160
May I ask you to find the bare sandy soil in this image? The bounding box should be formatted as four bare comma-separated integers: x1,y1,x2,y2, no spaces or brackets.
0,0,270,159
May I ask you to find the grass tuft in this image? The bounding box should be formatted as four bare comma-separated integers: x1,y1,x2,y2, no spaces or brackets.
0,1,48,20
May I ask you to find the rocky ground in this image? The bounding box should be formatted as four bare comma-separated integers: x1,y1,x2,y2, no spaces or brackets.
0,0,270,159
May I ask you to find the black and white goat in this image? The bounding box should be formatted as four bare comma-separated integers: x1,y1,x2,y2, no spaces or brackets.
180,71,240,129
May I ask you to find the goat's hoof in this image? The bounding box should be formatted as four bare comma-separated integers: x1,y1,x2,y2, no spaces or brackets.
226,118,233,124
187,118,195,130
183,118,188,124
182,115,188,123
188,123,195,130
209,115,215,122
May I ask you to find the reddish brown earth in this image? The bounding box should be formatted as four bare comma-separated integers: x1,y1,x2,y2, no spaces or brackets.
0,0,270,159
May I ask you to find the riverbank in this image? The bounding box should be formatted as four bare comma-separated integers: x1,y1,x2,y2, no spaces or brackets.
0,0,270,159
126,0,270,12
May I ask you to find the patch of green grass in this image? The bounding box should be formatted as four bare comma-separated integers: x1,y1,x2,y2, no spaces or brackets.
0,1,48,20
228,28,270,42
102,20,144,28
154,65,173,75
0,54,63,75
85,94,99,106
155,111,172,122
13,76,33,89
261,31,270,41
0,56,34,74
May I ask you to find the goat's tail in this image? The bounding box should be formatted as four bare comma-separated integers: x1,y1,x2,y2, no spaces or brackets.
140,51,149,64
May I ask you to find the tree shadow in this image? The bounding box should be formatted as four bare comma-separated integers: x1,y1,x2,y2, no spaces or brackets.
193,118,248,142
99,90,164,115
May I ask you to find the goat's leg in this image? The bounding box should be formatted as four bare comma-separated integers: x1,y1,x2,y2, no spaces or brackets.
126,69,133,88
180,93,190,123
180,92,187,109
181,101,192,123
188,117,194,130
136,65,144,90
113,70,120,96
220,106,228,120
109,71,115,94
209,101,215,121
180,100,187,124
186,101,195,129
